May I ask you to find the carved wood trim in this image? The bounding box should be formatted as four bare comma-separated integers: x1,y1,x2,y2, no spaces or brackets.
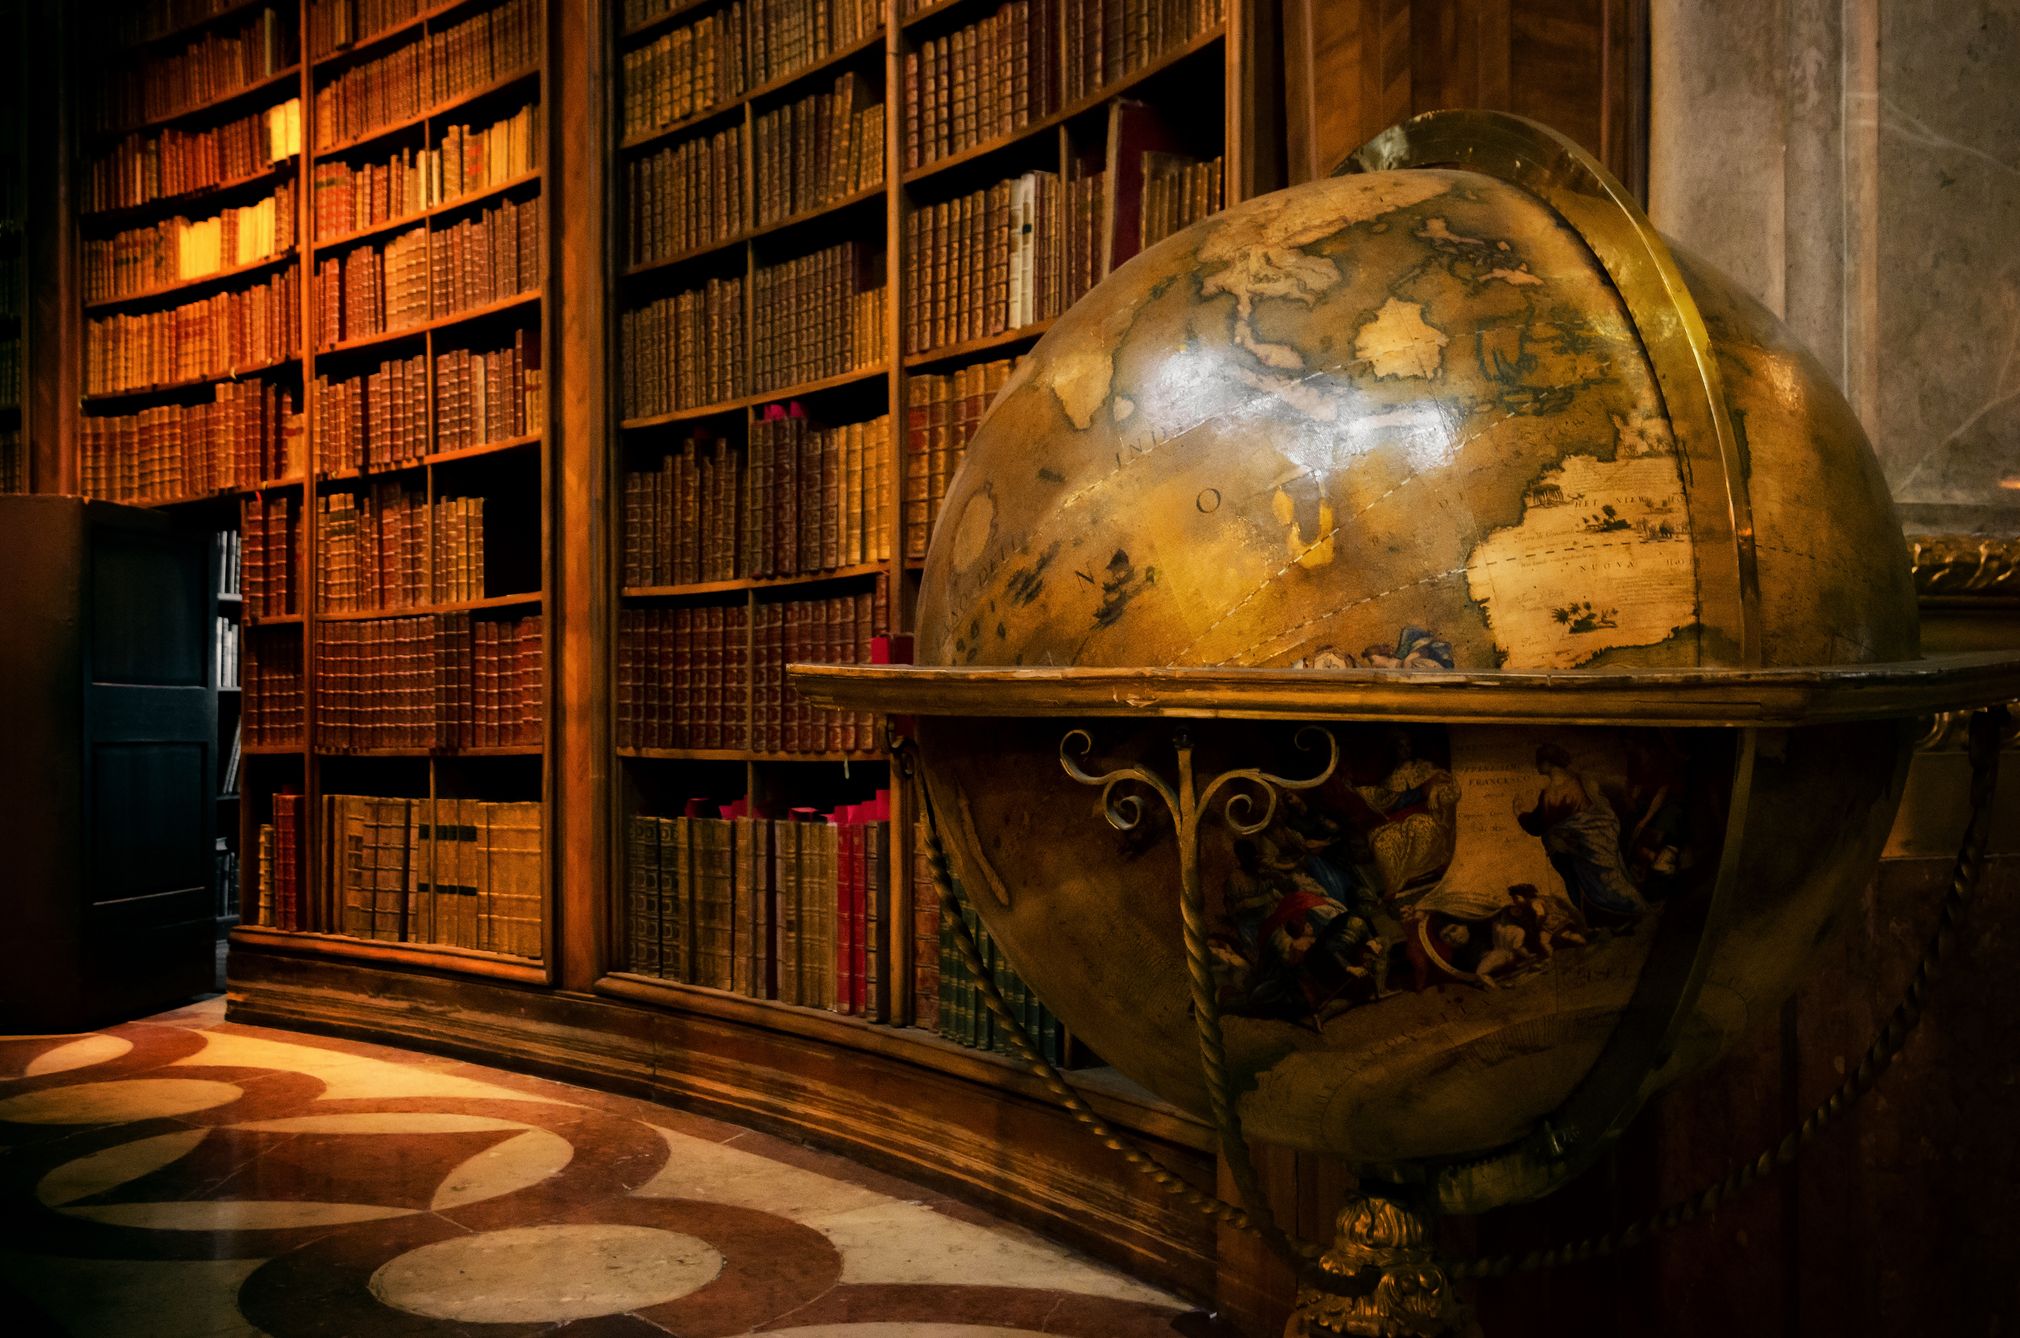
1910,533,2020,605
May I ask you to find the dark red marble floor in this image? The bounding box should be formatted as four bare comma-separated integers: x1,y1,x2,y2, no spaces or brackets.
0,999,1219,1336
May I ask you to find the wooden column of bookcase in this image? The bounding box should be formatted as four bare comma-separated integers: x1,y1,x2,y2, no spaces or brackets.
604,0,898,1014
0,1,27,497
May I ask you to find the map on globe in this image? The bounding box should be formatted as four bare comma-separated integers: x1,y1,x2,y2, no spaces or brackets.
923,169,1720,677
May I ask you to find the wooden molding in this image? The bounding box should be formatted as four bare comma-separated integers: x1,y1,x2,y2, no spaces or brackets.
1279,0,1648,197
553,0,612,992
1910,532,2020,606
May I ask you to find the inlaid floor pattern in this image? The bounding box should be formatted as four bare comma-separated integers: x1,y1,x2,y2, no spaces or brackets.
0,999,1213,1336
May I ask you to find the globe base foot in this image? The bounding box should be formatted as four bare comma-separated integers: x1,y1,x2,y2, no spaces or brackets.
1285,1193,1470,1338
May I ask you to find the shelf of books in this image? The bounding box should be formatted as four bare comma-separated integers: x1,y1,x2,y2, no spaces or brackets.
62,0,555,977
610,0,915,1035
250,0,552,975
215,524,246,924
75,3,310,963
74,0,1254,1279
604,0,1236,1070
86,0,1249,1064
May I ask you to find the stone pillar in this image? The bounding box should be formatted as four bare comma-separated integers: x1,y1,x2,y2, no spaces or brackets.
1649,0,2020,536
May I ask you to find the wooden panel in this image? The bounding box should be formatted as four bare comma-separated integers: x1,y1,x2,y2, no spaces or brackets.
0,497,215,1031
1283,0,1412,185
1233,0,1291,197
1282,0,1647,196
1788,855,2020,1333
81,502,218,1009
1467,851,2020,1337
90,526,209,685
22,0,77,494
88,742,212,908
0,497,85,1027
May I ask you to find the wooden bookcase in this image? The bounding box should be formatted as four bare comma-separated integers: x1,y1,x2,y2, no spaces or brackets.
72,0,556,981
599,0,1249,1056
66,0,1279,1307
270,0,551,977
215,524,244,924
71,2,310,963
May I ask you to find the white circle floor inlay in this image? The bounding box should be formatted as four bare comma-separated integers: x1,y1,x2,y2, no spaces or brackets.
0,1079,242,1125
369,1224,725,1322
22,1034,133,1077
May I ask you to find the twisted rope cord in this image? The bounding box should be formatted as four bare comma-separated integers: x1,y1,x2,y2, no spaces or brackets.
1178,858,1328,1268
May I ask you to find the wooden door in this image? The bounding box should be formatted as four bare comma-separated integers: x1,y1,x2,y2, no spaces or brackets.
80,501,219,1022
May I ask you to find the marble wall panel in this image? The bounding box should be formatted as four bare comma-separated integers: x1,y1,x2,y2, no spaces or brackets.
1650,0,2020,534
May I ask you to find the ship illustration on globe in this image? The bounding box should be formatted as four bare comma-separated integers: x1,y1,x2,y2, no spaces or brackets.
791,111,2020,1336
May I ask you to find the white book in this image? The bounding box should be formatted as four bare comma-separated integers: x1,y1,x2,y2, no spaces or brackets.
1005,175,1027,330
1017,174,1038,327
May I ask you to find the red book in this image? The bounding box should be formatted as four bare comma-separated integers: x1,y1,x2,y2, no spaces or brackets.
274,789,301,931
836,811,858,1015
851,801,871,1017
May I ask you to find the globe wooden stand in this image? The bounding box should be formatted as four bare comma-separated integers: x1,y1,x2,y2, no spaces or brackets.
789,108,2020,1334
795,659,2020,1335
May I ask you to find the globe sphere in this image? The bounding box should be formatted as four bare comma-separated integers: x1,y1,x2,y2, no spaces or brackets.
912,147,1918,1207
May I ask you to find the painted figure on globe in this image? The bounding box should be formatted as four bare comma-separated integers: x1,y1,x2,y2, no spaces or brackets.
1514,743,1646,923
1207,629,1694,1024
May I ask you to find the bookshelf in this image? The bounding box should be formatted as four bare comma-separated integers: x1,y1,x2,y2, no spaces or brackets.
607,0,901,1032
75,0,1273,1305
285,0,550,968
76,0,554,976
602,0,1244,1063
215,523,245,925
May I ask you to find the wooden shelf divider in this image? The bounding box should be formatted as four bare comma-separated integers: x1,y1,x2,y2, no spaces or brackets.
315,168,542,251
81,353,301,406
81,155,299,227
61,0,564,971
313,288,541,358
899,25,1225,187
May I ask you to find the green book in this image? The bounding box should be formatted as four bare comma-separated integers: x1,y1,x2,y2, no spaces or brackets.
626,815,660,976
659,816,689,981
775,818,802,1006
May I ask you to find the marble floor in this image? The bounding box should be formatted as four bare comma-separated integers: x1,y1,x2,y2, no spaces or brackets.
0,999,1220,1337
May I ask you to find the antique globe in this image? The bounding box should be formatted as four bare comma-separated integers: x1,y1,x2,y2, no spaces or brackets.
799,112,2016,1331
